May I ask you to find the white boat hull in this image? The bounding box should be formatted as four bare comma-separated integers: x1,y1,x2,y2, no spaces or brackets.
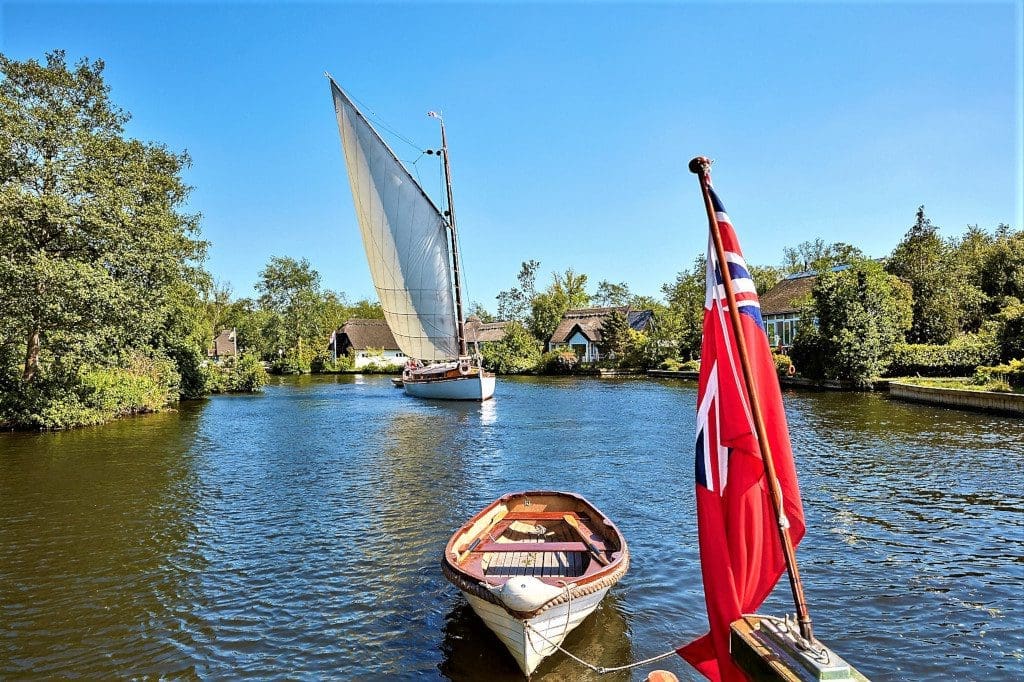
464,587,609,676
404,374,495,401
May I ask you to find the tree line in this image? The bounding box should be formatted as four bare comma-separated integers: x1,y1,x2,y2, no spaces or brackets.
472,213,1023,387
3,52,1020,429
0,52,385,429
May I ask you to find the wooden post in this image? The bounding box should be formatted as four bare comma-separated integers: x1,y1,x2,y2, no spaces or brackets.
688,156,815,642
435,114,469,357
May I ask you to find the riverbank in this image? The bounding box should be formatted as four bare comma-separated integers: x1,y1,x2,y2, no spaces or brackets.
888,381,1024,416
646,369,892,392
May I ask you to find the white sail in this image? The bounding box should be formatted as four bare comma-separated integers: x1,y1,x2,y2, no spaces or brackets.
330,80,459,361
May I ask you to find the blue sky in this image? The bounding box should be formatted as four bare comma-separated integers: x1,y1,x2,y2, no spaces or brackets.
2,1,1021,309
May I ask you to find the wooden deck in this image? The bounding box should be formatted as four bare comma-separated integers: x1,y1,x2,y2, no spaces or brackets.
460,512,610,580
482,519,588,578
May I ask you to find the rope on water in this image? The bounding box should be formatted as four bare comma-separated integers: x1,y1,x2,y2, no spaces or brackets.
523,620,679,674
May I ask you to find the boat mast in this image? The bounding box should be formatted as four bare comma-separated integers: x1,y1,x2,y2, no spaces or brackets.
689,156,815,643
431,111,469,357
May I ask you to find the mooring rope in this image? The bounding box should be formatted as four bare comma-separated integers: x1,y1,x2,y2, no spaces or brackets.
523,618,679,674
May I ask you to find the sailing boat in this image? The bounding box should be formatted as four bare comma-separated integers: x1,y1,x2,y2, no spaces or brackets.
328,77,495,401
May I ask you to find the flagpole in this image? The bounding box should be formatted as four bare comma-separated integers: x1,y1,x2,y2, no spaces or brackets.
688,156,815,643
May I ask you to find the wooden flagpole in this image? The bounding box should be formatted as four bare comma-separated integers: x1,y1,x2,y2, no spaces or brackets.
688,156,815,643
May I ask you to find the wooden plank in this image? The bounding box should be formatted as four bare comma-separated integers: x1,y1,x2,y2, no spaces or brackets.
562,515,609,551
504,511,580,521
478,541,587,553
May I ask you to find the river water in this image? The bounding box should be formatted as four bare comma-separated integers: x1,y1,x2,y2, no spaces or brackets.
1,375,1021,680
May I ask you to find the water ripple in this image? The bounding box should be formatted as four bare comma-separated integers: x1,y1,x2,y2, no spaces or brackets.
1,376,1021,679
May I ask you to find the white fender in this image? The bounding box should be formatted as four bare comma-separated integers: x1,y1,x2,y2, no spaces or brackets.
495,576,564,612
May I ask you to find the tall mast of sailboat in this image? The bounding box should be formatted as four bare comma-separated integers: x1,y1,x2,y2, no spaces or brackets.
430,111,469,357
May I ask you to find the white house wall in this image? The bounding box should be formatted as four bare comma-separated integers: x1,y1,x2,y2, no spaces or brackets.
353,349,406,369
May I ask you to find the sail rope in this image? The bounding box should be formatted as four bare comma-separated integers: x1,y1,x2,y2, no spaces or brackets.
346,91,426,155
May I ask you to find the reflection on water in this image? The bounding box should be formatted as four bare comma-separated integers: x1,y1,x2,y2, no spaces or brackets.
439,593,634,681
0,406,205,676
1,375,1022,680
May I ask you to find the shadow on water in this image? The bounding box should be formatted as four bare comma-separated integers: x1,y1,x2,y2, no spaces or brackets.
439,592,635,681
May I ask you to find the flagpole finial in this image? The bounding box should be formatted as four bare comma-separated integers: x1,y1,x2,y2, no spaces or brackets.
689,156,713,175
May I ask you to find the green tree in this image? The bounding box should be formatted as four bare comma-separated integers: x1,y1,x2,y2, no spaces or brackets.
749,265,784,296
782,240,865,275
0,52,206,424
660,255,706,360
979,225,1024,312
496,259,539,322
594,280,631,307
255,256,327,369
468,301,495,322
348,298,384,319
480,321,541,374
791,259,912,386
599,310,630,359
528,268,590,342
886,207,981,343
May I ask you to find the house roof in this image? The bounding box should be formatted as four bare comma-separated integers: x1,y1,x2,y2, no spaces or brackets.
335,319,399,351
549,307,653,344
760,274,817,316
209,329,236,357
465,317,510,344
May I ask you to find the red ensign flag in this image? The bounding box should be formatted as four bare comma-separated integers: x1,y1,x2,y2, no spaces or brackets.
677,183,806,681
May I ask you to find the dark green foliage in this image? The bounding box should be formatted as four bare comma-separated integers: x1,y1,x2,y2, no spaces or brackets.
659,255,706,361
980,227,1024,312
0,52,212,428
0,353,179,429
618,329,657,369
795,260,912,386
480,321,541,374
594,280,631,307
788,327,829,381
537,349,577,374
347,299,384,320
599,311,630,359
886,207,984,343
750,265,784,296
310,350,354,374
887,333,1000,377
528,268,590,342
206,352,268,393
972,359,1024,391
995,302,1024,362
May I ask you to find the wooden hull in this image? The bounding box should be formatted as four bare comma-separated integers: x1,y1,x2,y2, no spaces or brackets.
442,491,629,676
404,373,495,401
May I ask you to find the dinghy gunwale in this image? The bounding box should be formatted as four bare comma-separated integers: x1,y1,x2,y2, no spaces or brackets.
441,490,629,619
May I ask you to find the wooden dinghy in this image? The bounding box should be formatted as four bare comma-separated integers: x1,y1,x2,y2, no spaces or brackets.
442,491,629,676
